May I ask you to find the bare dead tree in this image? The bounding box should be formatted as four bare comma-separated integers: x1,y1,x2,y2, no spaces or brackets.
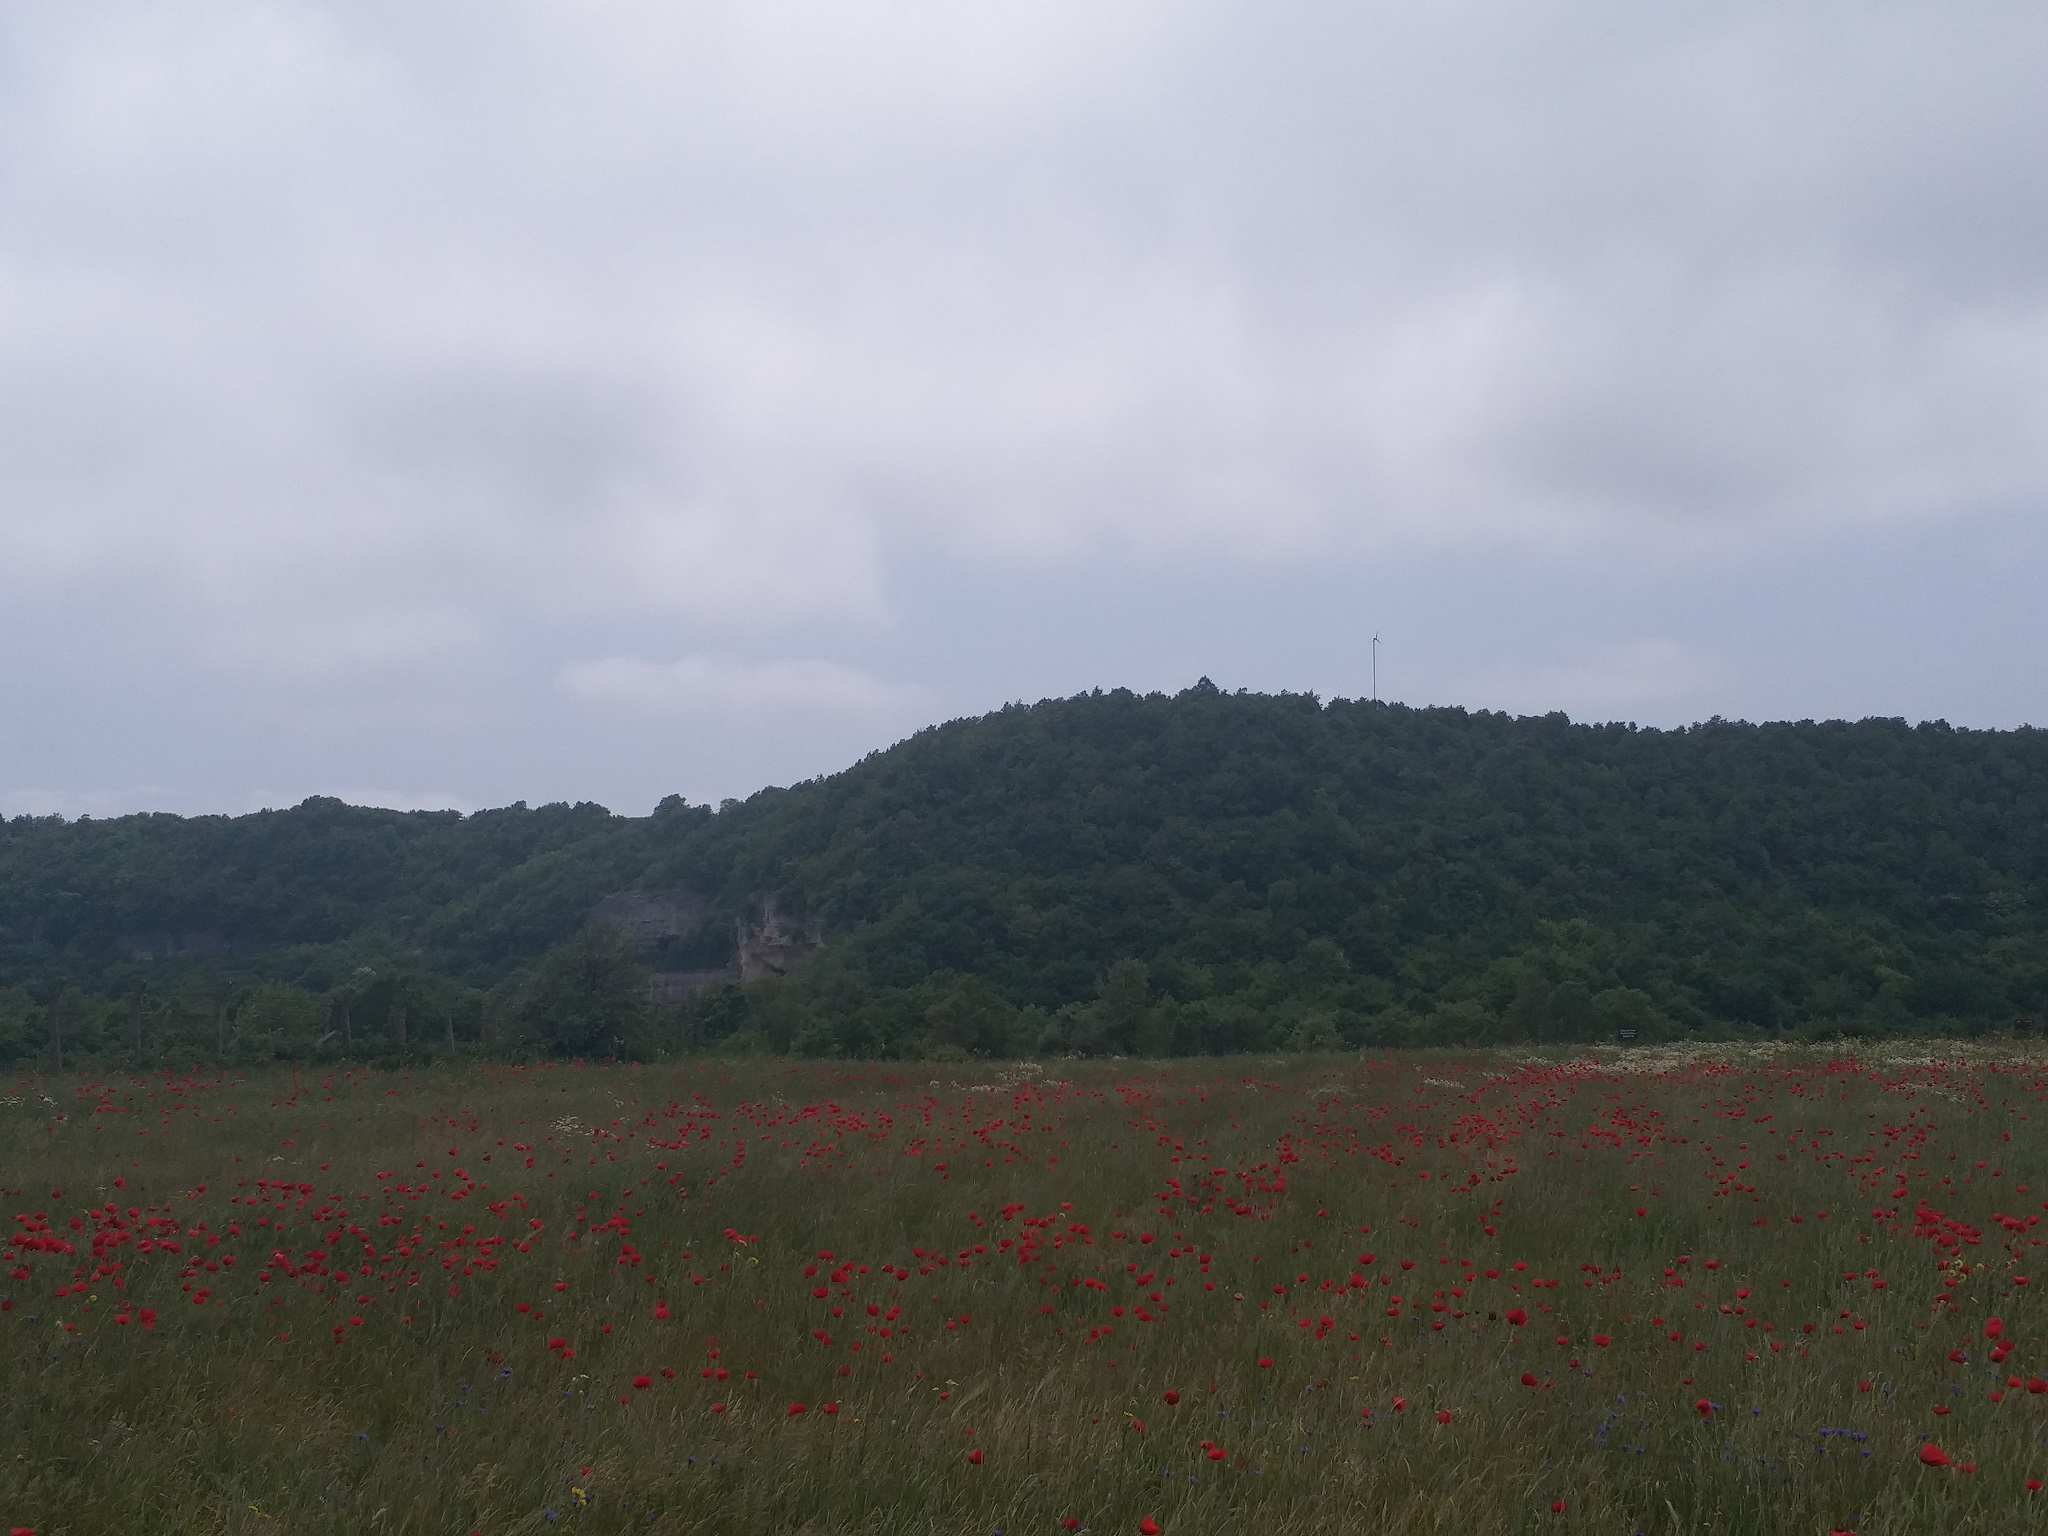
335,967,375,1056
209,975,236,1059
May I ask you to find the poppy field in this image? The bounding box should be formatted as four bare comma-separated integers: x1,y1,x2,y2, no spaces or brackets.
5,1046,2046,1534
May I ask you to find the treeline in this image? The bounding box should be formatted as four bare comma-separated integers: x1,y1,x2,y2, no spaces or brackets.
4,684,2047,1066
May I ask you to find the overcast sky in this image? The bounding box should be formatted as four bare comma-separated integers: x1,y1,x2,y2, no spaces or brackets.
4,1,2045,817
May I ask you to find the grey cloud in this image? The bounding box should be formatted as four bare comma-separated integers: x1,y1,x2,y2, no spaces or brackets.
561,654,932,722
2,1,2045,811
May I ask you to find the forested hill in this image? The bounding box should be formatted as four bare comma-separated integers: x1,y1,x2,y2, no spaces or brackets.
4,684,2046,1062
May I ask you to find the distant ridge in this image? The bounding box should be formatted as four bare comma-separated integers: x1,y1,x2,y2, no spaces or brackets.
3,687,2044,1060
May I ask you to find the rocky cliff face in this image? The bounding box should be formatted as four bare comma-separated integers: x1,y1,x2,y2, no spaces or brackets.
645,970,729,1006
590,887,821,999
736,895,822,982
587,889,710,950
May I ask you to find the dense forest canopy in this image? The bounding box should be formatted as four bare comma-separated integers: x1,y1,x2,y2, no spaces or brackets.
4,684,2044,1064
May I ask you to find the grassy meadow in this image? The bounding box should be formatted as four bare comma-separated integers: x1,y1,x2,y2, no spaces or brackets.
4,1046,2045,1534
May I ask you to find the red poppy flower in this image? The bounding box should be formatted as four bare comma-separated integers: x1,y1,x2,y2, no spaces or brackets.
1919,1444,1950,1468
1206,1445,1225,1461
1162,1389,1179,1405
1550,1500,1568,1514
1506,1309,1528,1327
1521,1373,1538,1388
967,1448,983,1465
1436,1409,1453,1425
1695,1399,1713,1417
1592,1335,1610,1348
1140,1519,1163,1536
787,1402,807,1417
633,1375,652,1390
1985,1318,2004,1338
1258,1357,1274,1369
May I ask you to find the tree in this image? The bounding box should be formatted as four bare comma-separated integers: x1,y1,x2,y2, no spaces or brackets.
236,983,324,1058
921,974,1018,1058
523,927,649,1056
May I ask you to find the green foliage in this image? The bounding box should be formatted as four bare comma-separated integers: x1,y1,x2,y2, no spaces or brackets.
4,688,2048,1058
521,926,650,1057
219,982,323,1061
0,984,44,1064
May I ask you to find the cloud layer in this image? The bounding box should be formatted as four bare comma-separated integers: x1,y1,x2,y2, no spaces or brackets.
561,655,929,723
3,2,2045,811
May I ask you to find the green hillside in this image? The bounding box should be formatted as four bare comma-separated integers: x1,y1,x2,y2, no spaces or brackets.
5,684,2045,1063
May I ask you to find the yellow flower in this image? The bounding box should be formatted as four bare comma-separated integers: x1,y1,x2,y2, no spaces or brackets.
572,1487,588,1508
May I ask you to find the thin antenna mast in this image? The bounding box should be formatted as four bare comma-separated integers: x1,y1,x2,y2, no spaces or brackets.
1372,634,1379,703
